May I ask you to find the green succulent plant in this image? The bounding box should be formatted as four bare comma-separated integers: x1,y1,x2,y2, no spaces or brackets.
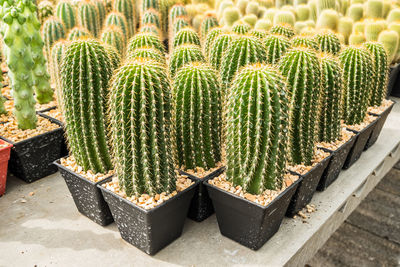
126,46,166,64
291,35,319,50
269,24,295,38
173,27,201,49
113,0,136,37
55,0,76,30
314,31,341,55
101,26,126,56
264,34,291,64
77,0,100,37
105,12,129,38
200,13,219,40
169,44,205,78
67,26,92,40
41,17,66,62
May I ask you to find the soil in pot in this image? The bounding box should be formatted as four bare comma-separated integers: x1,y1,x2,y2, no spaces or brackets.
38,107,64,125
99,175,197,255
205,172,301,250
55,156,115,225
286,149,331,217
0,139,12,196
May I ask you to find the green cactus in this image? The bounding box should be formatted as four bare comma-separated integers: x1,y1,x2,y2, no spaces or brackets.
339,46,375,125
209,33,235,69
171,16,190,37
250,29,268,39
382,0,391,18
67,26,92,40
225,63,290,193
255,18,272,30
273,10,295,26
243,14,258,27
103,43,121,69
91,0,106,27
113,0,135,37
109,58,176,196
105,12,129,38
159,0,175,36
316,9,339,31
318,54,343,143
41,17,66,62
223,6,240,26
364,20,387,42
101,26,126,55
141,0,159,13
169,4,187,22
364,42,388,107
126,46,166,64
387,8,400,23
349,32,366,45
127,32,165,54
308,0,317,21
346,3,363,22
316,0,335,15
246,1,259,15
365,0,383,18
291,35,319,50
314,31,341,55
264,34,291,64
141,8,161,29
353,21,365,33
50,40,70,108
220,35,267,89
204,27,226,56
263,8,277,21
56,1,76,30
61,39,113,173
294,21,308,33
378,29,399,63
278,47,321,165
139,24,161,35
173,27,201,49
38,0,53,23
269,24,295,38
232,22,251,34
200,13,219,40
173,62,221,170
1,6,37,129
296,4,310,21
169,44,205,78
77,0,100,37
338,17,353,44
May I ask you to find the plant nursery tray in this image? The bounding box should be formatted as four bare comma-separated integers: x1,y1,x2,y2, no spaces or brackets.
0,139,12,196
54,159,114,226
178,166,225,222
286,154,332,217
99,176,198,255
205,175,302,250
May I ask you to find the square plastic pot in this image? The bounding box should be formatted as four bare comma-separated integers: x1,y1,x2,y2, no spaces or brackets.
178,167,226,222
0,118,67,183
317,135,357,191
387,64,400,97
343,119,378,170
365,101,396,150
54,159,114,226
38,109,68,156
285,154,332,217
0,139,12,196
204,175,302,250
98,177,198,255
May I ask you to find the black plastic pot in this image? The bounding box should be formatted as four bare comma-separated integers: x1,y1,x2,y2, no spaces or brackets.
38,108,68,156
343,119,378,170
54,159,114,226
387,64,400,97
365,101,396,150
205,175,302,250
317,135,357,191
286,154,332,217
0,118,67,183
37,105,57,113
98,177,198,255
178,167,225,222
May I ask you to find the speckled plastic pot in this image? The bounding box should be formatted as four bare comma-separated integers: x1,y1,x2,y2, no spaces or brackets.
38,108,68,156
54,159,114,226
285,154,332,217
205,175,302,250
343,119,378,169
387,64,400,97
365,101,395,150
99,177,198,255
317,135,357,191
179,166,225,222
0,139,12,196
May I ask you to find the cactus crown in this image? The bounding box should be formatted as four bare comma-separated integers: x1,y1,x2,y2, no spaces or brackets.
141,8,161,28
56,1,76,30
105,12,129,38
126,46,166,64
67,26,92,40
264,34,291,64
169,44,205,78
101,26,126,56
200,13,219,40
291,35,320,51
77,0,100,37
314,30,341,55
269,24,295,38
232,22,251,34
173,27,201,49
209,33,236,70
127,32,165,54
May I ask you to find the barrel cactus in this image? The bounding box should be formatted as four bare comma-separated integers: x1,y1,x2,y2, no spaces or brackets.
273,10,295,26
291,35,319,51
139,24,161,35
232,22,251,34
113,0,136,37
204,27,226,56
141,0,159,13
264,34,291,64
339,46,375,125
365,0,383,19
38,0,53,24
173,62,221,170
101,26,126,54
316,9,339,31
61,39,113,173
349,32,366,45
127,32,165,54
91,0,106,27
347,3,363,22
105,12,129,38
173,27,201,49
209,34,235,70
364,19,386,42
77,0,100,37
41,17,66,61
109,58,176,196
314,31,341,55
103,43,121,69
50,40,70,106
67,26,92,40
126,47,165,64
56,1,76,30
250,29,268,39
378,29,399,63
169,4,187,23
171,16,190,37
279,48,321,165
169,44,205,78
269,24,295,38
200,13,219,40
141,8,161,29
223,6,240,27
225,63,290,193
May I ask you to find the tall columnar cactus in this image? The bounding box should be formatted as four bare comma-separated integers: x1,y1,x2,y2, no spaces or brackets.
232,22,251,34
50,40,70,108
141,0,159,13
278,48,321,165
91,0,106,27
141,8,160,29
67,26,92,40
314,31,341,55
169,44,205,78
209,34,235,70
41,17,66,62
363,42,388,107
101,26,126,54
126,47,166,64
204,27,226,56
339,46,375,125
38,0,53,23
105,12,129,38
291,35,319,51
200,13,219,40
264,34,291,64
61,39,113,173
127,32,165,54
56,1,76,30
77,0,100,37
269,24,295,38
318,54,343,143
173,62,221,170
1,6,37,129
113,0,135,37
173,27,200,49
225,63,290,193
109,58,176,197
221,35,267,90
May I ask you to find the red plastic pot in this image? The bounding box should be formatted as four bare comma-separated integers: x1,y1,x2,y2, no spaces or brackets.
0,139,12,196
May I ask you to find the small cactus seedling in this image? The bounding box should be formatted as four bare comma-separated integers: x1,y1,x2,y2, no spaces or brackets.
41,17,66,62
339,46,375,125
113,0,136,37
109,58,176,196
105,12,129,39
200,13,219,40
141,8,161,29
232,22,251,34
209,33,235,69
101,26,126,55
314,31,341,55
173,62,221,170
126,47,166,64
269,24,295,38
77,0,100,37
279,47,321,165
264,34,291,64
56,1,76,30
67,26,92,40
173,27,201,49
61,39,113,173
225,63,290,193
291,35,319,51
127,32,165,54
169,44,205,78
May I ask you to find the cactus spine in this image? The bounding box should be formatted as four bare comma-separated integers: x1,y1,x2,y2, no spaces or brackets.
291,35,319,51
264,34,291,64
67,26,92,40
200,13,219,40
101,26,126,54
339,46,375,125
77,0,100,37
314,31,341,55
173,62,221,170
225,63,290,193
171,16,189,37
250,29,268,39
318,54,343,143
232,22,251,34
105,12,129,38
103,43,121,70
269,24,295,38
139,24,160,35
127,32,165,54
173,27,201,49
204,27,225,56
61,39,112,173
41,17,66,62
169,44,205,78
279,48,321,165
209,34,235,70
109,58,176,197
113,0,135,37
141,8,161,29
126,47,165,64
56,1,76,30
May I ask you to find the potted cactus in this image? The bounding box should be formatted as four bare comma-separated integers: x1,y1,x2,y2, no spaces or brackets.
205,63,301,250
0,0,66,183
0,139,12,196
99,58,198,255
